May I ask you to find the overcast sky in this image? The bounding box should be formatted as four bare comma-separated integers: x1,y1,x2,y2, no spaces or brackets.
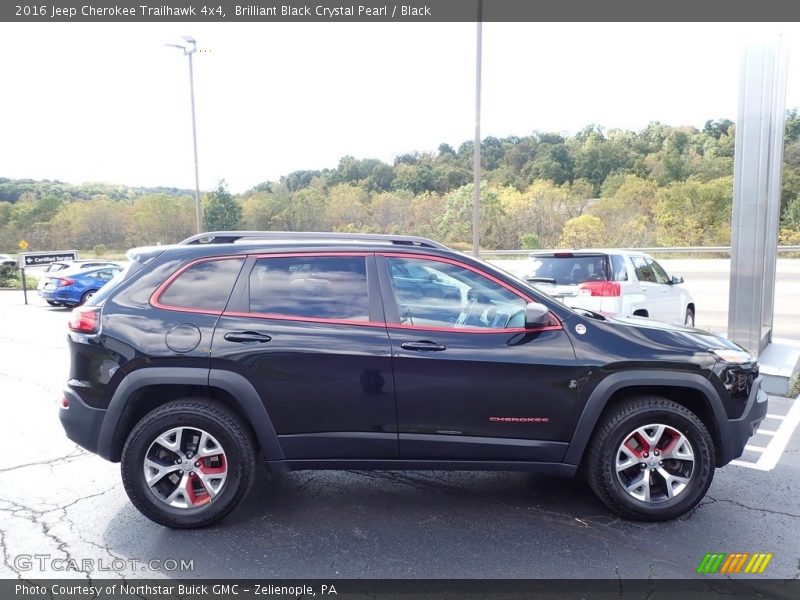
1,22,799,193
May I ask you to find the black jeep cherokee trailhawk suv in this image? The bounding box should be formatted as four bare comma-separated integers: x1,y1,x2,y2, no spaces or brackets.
60,232,767,528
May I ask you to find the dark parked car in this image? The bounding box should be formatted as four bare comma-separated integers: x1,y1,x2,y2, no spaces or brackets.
60,232,767,528
39,265,122,307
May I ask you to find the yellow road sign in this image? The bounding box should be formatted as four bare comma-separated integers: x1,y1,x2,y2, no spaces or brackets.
18,240,29,250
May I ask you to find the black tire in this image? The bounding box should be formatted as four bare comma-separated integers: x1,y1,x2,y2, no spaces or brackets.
121,398,256,528
685,307,695,327
585,396,714,521
80,289,98,305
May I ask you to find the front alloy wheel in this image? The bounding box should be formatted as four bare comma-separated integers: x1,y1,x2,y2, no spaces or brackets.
615,424,694,503
586,396,714,521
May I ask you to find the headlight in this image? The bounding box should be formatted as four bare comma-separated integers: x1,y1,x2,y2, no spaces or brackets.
710,348,754,364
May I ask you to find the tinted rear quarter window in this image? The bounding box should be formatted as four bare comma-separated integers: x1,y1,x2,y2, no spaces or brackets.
159,258,245,311
248,256,369,322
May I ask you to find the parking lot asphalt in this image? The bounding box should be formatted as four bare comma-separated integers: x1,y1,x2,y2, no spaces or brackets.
0,290,798,580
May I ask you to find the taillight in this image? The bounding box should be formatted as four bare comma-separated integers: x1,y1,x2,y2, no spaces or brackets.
69,306,100,333
578,281,621,297
58,277,76,287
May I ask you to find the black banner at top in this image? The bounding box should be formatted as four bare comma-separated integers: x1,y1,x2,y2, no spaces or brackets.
2,0,800,22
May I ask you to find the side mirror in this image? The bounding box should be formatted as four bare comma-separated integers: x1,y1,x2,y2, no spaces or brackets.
671,275,684,285
524,302,551,329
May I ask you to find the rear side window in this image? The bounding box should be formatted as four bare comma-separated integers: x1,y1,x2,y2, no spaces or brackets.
611,255,628,281
527,255,609,285
248,255,369,322
158,258,244,312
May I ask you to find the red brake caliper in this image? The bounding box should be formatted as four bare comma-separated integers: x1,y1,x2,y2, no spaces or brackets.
625,432,650,458
183,455,226,507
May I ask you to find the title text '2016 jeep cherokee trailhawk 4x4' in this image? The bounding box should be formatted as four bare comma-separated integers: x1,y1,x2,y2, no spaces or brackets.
60,232,767,528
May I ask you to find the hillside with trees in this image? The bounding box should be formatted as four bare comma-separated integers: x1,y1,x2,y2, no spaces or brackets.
2,112,800,254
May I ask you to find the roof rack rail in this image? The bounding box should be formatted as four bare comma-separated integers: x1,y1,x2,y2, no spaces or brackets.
178,231,449,250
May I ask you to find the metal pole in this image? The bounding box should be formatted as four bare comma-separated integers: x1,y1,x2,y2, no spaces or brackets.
21,268,28,305
187,45,202,234
472,0,482,257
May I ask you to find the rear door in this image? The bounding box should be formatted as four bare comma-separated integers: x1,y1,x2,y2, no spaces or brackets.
378,253,579,462
211,252,397,460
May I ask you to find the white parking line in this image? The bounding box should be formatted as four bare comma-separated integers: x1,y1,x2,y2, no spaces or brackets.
758,430,777,436
766,413,786,420
732,398,800,471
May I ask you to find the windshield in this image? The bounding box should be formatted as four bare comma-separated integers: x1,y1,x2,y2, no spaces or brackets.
526,255,609,285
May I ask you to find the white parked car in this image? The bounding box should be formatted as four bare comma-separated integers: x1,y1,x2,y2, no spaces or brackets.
522,250,696,326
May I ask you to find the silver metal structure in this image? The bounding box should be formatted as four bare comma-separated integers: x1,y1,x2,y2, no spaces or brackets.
728,39,789,357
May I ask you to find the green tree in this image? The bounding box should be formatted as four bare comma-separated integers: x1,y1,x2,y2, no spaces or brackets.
559,214,606,248
437,183,505,249
204,181,241,231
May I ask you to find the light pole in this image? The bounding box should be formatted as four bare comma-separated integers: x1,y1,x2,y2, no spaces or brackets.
166,35,202,235
472,1,482,257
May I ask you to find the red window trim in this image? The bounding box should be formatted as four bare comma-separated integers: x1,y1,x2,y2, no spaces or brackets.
387,323,562,335
152,252,376,326
151,250,562,334
151,255,245,315
380,252,562,333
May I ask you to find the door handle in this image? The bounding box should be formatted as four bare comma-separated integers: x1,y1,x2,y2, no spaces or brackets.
224,331,272,344
400,340,447,352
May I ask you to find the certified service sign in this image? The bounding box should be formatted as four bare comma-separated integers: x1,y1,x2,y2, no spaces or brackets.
18,250,78,268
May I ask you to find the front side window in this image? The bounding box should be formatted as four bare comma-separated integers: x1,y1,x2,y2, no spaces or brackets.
631,256,656,283
158,258,244,312
647,258,670,284
248,255,369,322
386,257,527,330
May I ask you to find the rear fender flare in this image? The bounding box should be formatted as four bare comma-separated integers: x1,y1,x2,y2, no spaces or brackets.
97,367,283,462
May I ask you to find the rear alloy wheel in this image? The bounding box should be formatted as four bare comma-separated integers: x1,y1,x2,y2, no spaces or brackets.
121,399,256,528
685,307,695,327
586,396,714,521
80,289,98,305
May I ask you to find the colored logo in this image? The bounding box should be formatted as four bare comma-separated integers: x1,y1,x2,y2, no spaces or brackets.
697,552,773,574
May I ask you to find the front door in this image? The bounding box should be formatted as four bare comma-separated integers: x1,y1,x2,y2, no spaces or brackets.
377,253,579,462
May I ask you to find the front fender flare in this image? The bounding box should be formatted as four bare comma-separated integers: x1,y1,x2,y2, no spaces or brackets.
562,370,727,466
